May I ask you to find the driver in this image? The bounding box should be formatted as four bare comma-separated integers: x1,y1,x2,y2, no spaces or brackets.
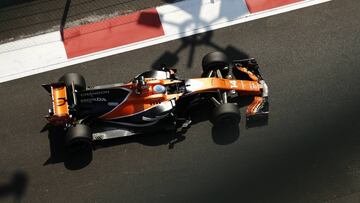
134,76,149,95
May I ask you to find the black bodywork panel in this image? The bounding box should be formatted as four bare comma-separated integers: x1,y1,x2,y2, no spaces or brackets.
76,88,130,118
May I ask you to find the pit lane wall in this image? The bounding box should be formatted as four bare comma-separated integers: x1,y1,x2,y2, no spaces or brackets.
0,0,331,83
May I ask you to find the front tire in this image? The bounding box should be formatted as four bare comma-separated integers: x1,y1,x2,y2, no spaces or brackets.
202,52,230,74
211,103,241,126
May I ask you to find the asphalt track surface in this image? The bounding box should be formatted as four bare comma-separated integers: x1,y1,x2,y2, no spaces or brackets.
1,0,360,202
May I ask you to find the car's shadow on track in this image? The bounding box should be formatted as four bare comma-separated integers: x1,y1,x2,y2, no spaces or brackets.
42,126,93,170
93,101,244,148
42,99,264,170
151,31,250,69
42,125,189,170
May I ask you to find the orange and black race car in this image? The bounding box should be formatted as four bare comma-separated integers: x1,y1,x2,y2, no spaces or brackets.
42,52,269,150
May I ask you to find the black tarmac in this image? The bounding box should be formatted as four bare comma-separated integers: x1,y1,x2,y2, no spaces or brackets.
0,0,360,202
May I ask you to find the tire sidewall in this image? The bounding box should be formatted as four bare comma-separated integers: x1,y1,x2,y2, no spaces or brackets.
202,52,230,73
59,73,86,91
65,124,92,152
211,103,241,126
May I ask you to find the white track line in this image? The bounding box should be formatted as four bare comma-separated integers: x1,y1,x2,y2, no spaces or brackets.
157,0,250,36
0,32,67,82
0,0,331,83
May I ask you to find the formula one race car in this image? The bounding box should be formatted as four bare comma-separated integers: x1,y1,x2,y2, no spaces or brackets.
42,52,269,151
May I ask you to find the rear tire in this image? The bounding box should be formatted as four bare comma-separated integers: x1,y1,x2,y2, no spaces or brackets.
211,103,241,126
202,52,229,74
59,73,86,91
59,73,86,106
65,124,92,152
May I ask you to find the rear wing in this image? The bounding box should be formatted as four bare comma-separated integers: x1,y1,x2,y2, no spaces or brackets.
42,83,71,125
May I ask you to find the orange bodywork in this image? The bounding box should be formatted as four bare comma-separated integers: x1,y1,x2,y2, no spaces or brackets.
237,67,260,81
246,96,264,116
186,78,262,95
100,79,183,120
100,77,263,120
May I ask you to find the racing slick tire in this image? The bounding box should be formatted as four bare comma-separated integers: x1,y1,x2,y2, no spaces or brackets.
211,103,241,126
202,52,230,74
59,73,86,91
65,124,92,152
